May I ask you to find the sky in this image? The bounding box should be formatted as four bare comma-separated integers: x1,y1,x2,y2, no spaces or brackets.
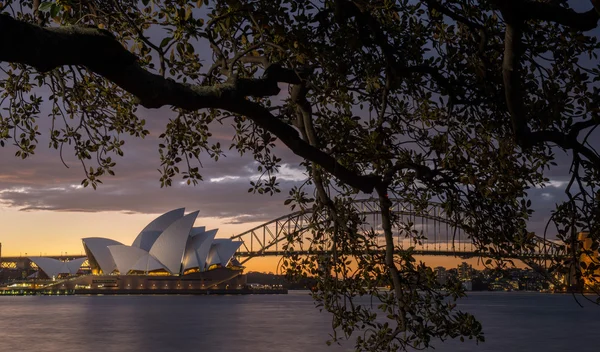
0,103,573,272
0,103,310,272
0,2,590,273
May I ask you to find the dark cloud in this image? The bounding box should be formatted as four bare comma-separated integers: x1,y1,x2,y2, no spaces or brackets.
0,101,307,225
0,175,307,223
0,121,584,237
0,63,597,239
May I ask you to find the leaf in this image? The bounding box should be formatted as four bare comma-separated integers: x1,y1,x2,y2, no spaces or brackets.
38,2,53,12
160,37,172,48
50,3,60,18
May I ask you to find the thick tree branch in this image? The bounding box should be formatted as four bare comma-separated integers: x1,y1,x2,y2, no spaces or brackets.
529,130,600,169
376,183,407,333
523,2,599,31
493,0,599,31
226,98,379,193
0,14,378,193
501,19,530,143
570,118,600,139
498,6,600,170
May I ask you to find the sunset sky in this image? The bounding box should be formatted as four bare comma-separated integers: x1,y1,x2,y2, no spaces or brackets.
0,99,571,272
0,100,312,272
0,101,574,272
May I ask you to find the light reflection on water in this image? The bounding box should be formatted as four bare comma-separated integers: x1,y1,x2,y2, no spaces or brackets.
0,291,598,352
0,291,349,352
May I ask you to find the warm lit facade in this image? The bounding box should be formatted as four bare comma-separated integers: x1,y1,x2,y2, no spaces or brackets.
26,257,87,279
26,209,246,292
81,208,242,276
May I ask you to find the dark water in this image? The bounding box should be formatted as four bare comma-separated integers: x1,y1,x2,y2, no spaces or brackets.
0,291,598,352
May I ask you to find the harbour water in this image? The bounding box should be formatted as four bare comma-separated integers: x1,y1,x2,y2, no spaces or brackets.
0,291,599,352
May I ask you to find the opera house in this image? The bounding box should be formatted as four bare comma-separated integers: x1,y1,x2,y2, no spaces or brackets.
26,209,247,293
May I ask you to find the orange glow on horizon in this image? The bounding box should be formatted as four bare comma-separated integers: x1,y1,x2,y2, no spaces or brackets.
0,208,526,273
0,207,263,255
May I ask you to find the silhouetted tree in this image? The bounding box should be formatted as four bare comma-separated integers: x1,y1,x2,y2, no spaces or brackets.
2,0,600,350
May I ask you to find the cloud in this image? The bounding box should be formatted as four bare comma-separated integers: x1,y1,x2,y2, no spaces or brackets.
0,77,594,242
0,177,306,221
0,99,312,225
0,145,310,225
270,163,307,182
209,176,241,183
207,163,307,184
539,179,569,189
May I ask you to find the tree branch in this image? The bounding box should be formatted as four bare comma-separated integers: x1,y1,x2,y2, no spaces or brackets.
529,130,600,169
497,5,600,170
501,18,530,143
493,0,599,31
523,1,599,31
0,14,378,194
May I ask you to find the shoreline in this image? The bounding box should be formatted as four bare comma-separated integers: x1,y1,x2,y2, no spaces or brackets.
0,288,288,296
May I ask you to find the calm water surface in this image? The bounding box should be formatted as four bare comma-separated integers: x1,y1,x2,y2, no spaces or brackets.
0,291,598,352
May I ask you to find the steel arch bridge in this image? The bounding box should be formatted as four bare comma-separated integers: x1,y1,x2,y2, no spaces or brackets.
230,198,564,265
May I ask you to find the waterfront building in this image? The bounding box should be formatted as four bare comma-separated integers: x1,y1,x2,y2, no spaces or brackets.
23,209,247,293
24,257,86,279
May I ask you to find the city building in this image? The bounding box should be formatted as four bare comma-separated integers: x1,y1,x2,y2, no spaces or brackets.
434,266,447,284
457,262,472,280
578,232,600,289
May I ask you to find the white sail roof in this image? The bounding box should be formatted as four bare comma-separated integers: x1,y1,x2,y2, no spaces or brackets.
197,230,218,270
182,238,200,271
82,237,123,274
131,253,167,272
215,239,243,267
182,229,217,271
131,231,162,252
66,257,87,274
149,211,199,274
203,229,219,240
107,245,149,275
190,227,206,237
29,257,86,278
29,257,65,278
132,208,185,251
78,209,241,277
206,239,242,267
206,245,221,267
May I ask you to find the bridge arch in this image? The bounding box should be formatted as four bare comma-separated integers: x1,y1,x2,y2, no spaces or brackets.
230,199,563,265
